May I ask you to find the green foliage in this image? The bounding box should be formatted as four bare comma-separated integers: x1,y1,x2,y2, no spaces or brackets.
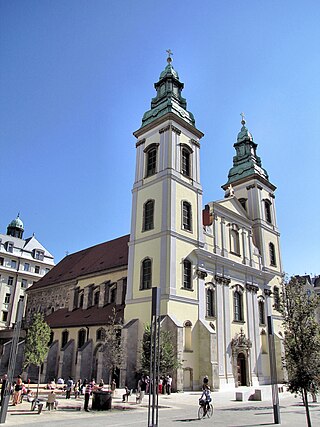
24,313,51,368
279,276,320,395
140,324,181,376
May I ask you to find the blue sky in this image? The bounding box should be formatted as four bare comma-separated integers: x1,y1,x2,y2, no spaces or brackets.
1,0,319,276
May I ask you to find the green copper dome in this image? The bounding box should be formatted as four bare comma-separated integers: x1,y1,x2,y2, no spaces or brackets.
9,214,24,230
223,118,269,188
139,56,195,129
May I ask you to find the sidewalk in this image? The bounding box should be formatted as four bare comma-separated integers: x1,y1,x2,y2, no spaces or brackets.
2,385,320,426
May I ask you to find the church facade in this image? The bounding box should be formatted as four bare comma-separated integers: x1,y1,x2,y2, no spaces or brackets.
122,56,284,391
23,57,284,391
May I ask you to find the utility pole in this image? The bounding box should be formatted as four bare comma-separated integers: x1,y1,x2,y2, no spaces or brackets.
147,287,160,427
0,298,25,424
267,315,281,424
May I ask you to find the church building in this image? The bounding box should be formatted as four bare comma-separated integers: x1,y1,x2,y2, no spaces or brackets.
24,55,284,391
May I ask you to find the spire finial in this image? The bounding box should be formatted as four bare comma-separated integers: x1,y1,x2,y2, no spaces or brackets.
240,112,246,126
166,49,173,64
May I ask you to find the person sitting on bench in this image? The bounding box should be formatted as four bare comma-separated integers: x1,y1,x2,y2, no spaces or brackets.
122,386,131,402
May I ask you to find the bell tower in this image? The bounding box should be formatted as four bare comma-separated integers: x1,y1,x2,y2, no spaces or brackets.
124,53,204,327
222,115,282,275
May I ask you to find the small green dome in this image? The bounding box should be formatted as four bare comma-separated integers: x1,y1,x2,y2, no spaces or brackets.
9,215,24,230
159,64,179,80
237,124,253,143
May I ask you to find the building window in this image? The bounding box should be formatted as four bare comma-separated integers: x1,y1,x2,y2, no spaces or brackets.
181,147,191,177
230,227,240,255
239,198,247,211
21,279,28,288
6,242,13,253
79,292,84,308
8,276,14,286
61,330,69,348
78,329,86,348
2,312,8,322
183,259,192,290
182,202,192,231
146,146,157,177
4,293,10,304
269,243,277,266
94,291,100,305
143,200,154,231
33,249,44,260
0,257,4,266
258,300,265,325
273,286,280,311
264,200,272,224
206,288,215,317
96,328,105,341
110,286,117,303
141,258,152,290
35,265,40,274
24,263,30,272
184,320,192,351
10,260,17,269
234,290,244,322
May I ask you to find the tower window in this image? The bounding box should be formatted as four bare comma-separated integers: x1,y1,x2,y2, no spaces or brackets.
273,286,280,311
183,259,192,290
269,242,277,267
6,242,13,253
94,290,100,305
141,258,152,290
230,227,240,255
33,249,44,260
234,290,244,322
79,292,84,308
264,200,272,224
181,147,191,177
206,287,215,317
258,300,265,325
239,198,247,211
143,200,155,231
146,146,157,177
182,201,192,231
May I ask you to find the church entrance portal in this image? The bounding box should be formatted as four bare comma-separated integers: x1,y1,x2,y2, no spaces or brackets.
237,353,247,386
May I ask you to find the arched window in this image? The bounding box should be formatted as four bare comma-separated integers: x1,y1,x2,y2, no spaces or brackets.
258,300,265,325
206,288,215,317
230,227,240,255
61,330,69,349
181,147,191,177
96,328,105,341
269,242,277,266
264,200,272,224
234,290,244,322
146,146,157,177
182,201,192,231
184,320,192,351
273,286,280,311
183,259,192,290
78,329,86,349
143,200,154,231
94,290,100,306
141,258,152,290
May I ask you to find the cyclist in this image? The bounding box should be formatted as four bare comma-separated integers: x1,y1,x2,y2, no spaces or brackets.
199,384,212,415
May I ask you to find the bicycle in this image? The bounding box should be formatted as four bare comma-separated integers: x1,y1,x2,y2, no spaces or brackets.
198,400,214,419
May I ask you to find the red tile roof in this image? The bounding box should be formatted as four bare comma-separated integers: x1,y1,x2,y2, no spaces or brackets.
45,304,124,328
29,234,129,291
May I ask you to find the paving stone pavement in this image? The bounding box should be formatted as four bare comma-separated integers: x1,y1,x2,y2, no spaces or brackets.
1,386,320,426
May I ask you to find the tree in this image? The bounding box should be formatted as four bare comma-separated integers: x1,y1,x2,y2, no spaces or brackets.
24,313,51,398
103,307,124,384
140,324,181,377
279,276,320,427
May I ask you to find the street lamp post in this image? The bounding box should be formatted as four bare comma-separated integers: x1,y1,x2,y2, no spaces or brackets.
267,315,281,424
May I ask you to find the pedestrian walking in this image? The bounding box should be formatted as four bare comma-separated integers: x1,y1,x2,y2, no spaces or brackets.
84,380,94,412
